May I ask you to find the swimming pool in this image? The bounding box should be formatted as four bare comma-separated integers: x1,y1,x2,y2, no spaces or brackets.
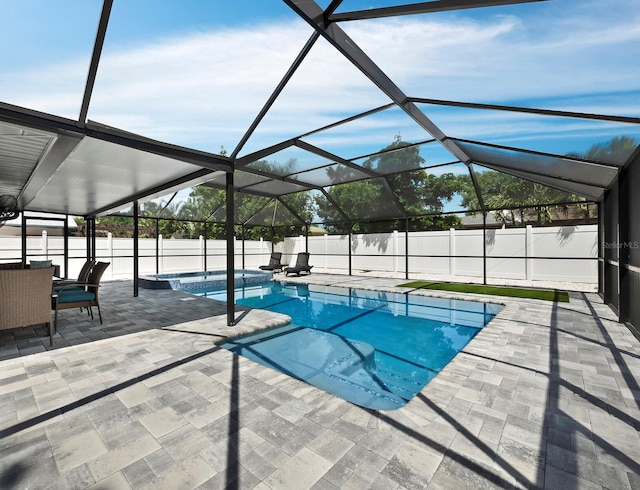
211,282,502,410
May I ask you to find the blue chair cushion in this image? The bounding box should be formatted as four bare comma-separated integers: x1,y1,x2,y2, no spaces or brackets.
57,289,95,303
30,260,52,269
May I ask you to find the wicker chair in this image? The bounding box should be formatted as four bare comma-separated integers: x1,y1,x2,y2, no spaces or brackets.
0,267,54,339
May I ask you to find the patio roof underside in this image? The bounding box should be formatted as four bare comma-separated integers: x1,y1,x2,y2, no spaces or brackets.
1,0,639,227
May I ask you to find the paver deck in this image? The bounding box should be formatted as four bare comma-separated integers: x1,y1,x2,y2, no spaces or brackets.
0,274,638,489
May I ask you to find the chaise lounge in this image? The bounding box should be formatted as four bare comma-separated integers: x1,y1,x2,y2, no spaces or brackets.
259,252,283,273
284,252,313,276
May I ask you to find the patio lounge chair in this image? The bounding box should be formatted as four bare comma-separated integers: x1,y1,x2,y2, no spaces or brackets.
259,252,283,273
51,261,110,344
284,252,313,276
53,259,95,290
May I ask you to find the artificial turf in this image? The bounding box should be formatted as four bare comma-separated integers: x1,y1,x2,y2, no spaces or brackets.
397,281,570,302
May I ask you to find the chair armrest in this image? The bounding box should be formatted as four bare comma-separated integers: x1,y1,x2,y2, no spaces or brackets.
53,281,87,292
54,280,87,286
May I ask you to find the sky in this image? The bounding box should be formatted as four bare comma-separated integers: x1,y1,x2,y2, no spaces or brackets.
1,0,639,182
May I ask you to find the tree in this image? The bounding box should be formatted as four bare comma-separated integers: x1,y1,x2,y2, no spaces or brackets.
458,170,583,226
569,135,638,164
459,136,639,226
316,135,462,232
164,156,317,242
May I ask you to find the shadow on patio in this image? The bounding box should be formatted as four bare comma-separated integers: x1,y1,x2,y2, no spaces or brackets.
0,276,638,488
0,280,250,360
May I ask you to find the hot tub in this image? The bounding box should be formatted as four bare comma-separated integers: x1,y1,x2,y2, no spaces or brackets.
139,269,273,293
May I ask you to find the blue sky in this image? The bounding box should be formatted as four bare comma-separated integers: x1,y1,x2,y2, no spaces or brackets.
1,0,639,164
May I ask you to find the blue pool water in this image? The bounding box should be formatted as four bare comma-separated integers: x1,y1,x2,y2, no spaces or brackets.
210,283,502,410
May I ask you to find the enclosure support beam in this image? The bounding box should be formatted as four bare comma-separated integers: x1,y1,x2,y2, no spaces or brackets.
203,223,208,272
241,226,246,270
226,172,235,326
231,32,320,159
85,217,96,262
618,169,628,324
63,215,69,280
86,217,92,266
598,201,604,296
91,219,96,263
618,146,640,333
405,218,409,280
155,219,160,275
468,164,486,214
483,212,487,285
348,226,353,276
328,0,545,22
21,212,26,267
78,0,113,125
602,184,620,315
284,0,476,167
133,201,139,298
275,196,308,229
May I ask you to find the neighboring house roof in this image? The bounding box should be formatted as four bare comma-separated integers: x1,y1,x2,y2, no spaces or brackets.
0,216,78,236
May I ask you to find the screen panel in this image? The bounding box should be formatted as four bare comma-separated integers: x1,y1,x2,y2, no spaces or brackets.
455,140,618,189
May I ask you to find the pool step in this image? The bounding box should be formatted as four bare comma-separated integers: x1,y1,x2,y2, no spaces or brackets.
375,366,436,400
223,326,441,411
324,352,432,405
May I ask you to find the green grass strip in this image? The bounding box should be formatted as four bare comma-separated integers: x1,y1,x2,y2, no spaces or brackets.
397,281,570,302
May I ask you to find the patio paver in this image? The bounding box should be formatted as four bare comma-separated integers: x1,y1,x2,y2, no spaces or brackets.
0,274,638,489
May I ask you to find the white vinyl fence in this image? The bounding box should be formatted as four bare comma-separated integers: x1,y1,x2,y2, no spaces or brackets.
280,225,598,284
0,224,598,284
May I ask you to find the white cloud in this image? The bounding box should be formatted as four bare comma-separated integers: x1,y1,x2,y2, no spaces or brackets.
1,1,638,160
343,5,640,104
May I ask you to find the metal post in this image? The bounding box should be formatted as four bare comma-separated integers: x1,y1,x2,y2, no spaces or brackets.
348,225,352,276
483,212,487,285
241,225,245,270
305,224,309,252
64,215,69,279
405,218,409,280
133,201,139,297
618,167,629,323
85,217,91,263
91,218,96,262
155,218,159,274
91,217,98,260
203,222,208,272
226,172,235,326
598,201,604,296
21,212,26,267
